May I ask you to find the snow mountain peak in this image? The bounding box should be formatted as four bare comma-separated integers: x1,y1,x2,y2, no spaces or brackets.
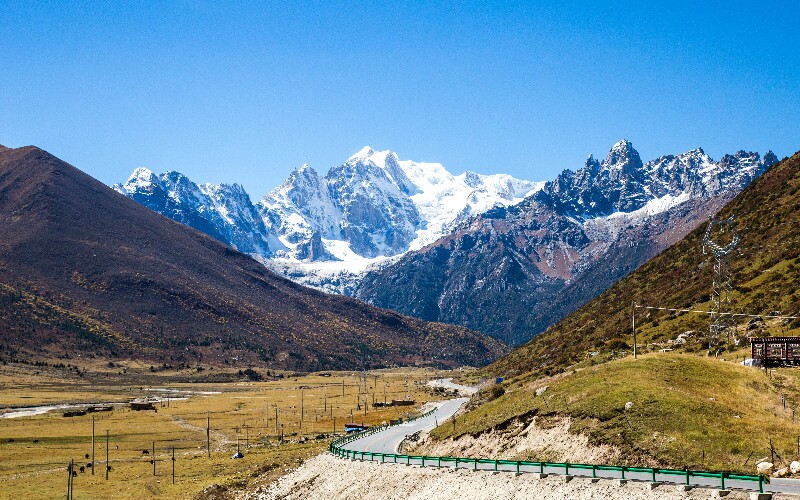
115,140,777,298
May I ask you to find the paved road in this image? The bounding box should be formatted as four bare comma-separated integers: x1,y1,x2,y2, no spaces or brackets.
338,397,800,495
342,398,467,454
426,378,478,396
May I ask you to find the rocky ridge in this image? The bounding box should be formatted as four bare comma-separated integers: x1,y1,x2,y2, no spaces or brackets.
355,141,777,344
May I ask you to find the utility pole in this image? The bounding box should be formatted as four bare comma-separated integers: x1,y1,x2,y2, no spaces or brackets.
206,414,211,458
91,416,95,475
105,430,109,480
632,301,637,359
275,406,279,436
171,447,175,484
342,378,345,397
153,441,156,476
301,390,304,428
66,459,73,500
245,423,249,449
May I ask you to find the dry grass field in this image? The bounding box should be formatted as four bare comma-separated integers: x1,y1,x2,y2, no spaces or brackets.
0,361,449,499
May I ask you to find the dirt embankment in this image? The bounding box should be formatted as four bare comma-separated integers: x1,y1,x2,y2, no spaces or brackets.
413,415,621,465
242,453,790,500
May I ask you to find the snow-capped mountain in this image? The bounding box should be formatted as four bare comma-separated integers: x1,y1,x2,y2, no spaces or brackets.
259,146,544,261
545,140,773,219
355,141,778,344
114,141,777,321
115,149,543,294
113,168,278,256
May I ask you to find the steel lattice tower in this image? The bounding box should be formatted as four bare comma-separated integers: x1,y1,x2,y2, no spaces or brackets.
702,216,739,353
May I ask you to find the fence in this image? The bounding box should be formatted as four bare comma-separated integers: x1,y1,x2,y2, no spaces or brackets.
329,414,767,494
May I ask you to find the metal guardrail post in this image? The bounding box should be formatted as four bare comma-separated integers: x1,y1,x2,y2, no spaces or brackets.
328,411,767,493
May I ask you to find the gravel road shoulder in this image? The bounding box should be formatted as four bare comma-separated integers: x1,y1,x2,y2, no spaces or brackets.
242,453,799,500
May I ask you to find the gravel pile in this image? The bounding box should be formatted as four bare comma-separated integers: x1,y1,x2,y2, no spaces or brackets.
243,453,792,500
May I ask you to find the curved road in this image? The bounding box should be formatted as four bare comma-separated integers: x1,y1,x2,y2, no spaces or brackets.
338,396,800,496
342,398,467,455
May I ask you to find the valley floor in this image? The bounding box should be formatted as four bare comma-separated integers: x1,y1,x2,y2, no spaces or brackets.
243,453,796,500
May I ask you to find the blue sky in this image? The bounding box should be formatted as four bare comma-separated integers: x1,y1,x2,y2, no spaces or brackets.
1,1,799,197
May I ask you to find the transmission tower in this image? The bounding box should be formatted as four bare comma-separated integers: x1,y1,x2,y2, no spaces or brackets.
702,215,739,353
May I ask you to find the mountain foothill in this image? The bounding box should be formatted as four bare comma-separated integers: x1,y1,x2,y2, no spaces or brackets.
0,144,507,371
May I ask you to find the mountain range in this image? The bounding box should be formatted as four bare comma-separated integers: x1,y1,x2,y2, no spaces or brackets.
485,146,800,377
0,144,505,370
116,141,776,344
357,141,777,343
115,147,543,294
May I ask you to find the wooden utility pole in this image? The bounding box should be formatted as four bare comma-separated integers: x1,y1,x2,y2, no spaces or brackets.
105,430,109,480
66,459,73,500
172,447,175,484
153,441,156,476
91,416,95,475
206,414,211,458
342,378,345,396
632,301,637,359
275,406,279,435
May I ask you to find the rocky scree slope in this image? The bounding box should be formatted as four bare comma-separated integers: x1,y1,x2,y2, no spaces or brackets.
0,145,507,370
356,140,777,345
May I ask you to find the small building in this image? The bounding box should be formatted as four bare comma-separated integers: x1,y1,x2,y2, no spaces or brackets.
344,423,369,433
749,337,800,367
130,401,156,411
390,399,416,407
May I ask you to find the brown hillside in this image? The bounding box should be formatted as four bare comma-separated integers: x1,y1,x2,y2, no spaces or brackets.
486,150,800,378
0,145,507,370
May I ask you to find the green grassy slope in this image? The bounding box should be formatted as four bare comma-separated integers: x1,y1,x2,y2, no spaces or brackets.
427,150,800,473
486,150,800,379
435,353,800,472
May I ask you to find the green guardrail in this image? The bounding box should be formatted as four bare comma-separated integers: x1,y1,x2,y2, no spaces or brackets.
329,408,766,493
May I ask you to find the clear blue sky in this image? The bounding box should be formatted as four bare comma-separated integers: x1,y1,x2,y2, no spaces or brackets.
2,1,799,197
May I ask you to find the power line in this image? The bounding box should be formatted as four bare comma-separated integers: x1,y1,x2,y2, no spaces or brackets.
635,305,799,321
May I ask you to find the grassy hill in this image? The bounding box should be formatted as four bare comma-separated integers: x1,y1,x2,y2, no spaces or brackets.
0,145,507,370
425,149,800,473
434,353,800,473
485,150,800,379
